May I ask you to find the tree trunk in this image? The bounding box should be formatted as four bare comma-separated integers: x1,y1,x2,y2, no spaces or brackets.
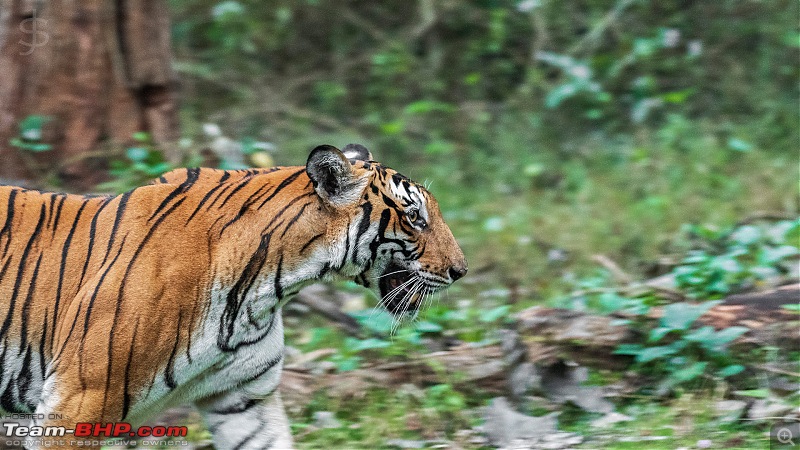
0,0,179,188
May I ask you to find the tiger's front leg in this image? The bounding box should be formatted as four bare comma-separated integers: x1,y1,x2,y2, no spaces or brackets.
195,384,293,450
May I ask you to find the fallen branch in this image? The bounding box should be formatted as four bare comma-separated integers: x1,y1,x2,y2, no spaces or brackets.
294,284,364,337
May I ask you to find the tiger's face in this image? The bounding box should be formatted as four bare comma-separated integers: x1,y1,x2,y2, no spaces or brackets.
305,144,467,317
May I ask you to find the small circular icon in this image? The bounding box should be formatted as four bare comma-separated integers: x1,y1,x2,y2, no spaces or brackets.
777,428,795,446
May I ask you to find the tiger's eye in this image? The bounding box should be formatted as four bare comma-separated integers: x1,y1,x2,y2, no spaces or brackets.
407,210,418,222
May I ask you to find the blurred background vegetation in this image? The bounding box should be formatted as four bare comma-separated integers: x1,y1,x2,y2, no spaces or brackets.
164,0,798,295
3,0,799,448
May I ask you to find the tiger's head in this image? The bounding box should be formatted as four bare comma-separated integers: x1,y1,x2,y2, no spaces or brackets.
305,144,467,317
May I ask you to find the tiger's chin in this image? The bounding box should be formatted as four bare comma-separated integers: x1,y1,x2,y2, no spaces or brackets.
377,262,430,317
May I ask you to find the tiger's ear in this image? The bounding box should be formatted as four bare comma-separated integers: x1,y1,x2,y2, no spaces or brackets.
342,143,373,162
306,145,364,206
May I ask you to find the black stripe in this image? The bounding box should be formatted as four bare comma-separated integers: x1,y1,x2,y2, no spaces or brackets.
279,202,310,238
17,253,43,355
218,232,272,351
103,198,186,408
51,302,82,368
46,193,57,228
212,397,259,415
18,347,32,410
244,353,284,384
164,310,183,389
50,201,88,355
0,204,45,342
148,168,199,221
217,175,254,209
78,197,112,286
39,311,48,379
232,427,262,450
256,168,306,209
274,255,284,299
50,194,66,236
300,233,323,254
208,181,238,209
0,190,17,256
352,201,373,263
240,180,275,210
121,317,140,419
81,230,128,342
185,305,196,364
185,182,227,224
101,191,131,267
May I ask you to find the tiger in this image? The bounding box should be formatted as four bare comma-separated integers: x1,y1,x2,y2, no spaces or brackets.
0,144,467,449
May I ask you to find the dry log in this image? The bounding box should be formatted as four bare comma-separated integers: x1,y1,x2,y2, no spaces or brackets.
294,284,364,336
281,343,507,406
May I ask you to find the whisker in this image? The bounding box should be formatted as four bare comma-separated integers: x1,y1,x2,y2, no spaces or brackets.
371,275,418,321
392,279,423,334
377,269,411,279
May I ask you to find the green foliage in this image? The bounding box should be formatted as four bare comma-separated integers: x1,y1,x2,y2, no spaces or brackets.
423,384,465,414
97,133,174,193
614,300,748,392
170,0,798,158
9,115,52,152
673,221,800,298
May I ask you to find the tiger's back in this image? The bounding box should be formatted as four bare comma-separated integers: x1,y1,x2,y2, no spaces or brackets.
0,168,300,419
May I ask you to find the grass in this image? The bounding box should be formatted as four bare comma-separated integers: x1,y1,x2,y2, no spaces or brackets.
287,388,773,449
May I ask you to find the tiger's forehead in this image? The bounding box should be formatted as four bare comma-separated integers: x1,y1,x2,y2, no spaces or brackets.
356,161,429,215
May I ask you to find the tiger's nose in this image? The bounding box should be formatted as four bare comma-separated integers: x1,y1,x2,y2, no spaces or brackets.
448,265,467,281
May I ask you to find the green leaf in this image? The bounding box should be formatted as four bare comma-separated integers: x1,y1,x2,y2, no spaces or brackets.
717,364,745,378
733,389,769,398
648,327,674,343
334,355,361,372
379,120,404,135
759,245,799,265
350,309,394,334
424,139,455,155
131,131,150,143
782,304,800,313
10,138,51,152
19,115,50,135
403,100,456,115
671,361,708,382
684,325,716,343
613,344,643,355
635,345,678,363
144,162,173,176
598,292,625,313
703,326,748,350
545,83,578,108
480,305,510,323
729,225,761,246
126,147,149,162
415,321,443,333
346,337,391,352
727,138,753,152
660,301,720,330
661,89,694,104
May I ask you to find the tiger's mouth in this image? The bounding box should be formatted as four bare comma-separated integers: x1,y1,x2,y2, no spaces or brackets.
378,262,422,316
